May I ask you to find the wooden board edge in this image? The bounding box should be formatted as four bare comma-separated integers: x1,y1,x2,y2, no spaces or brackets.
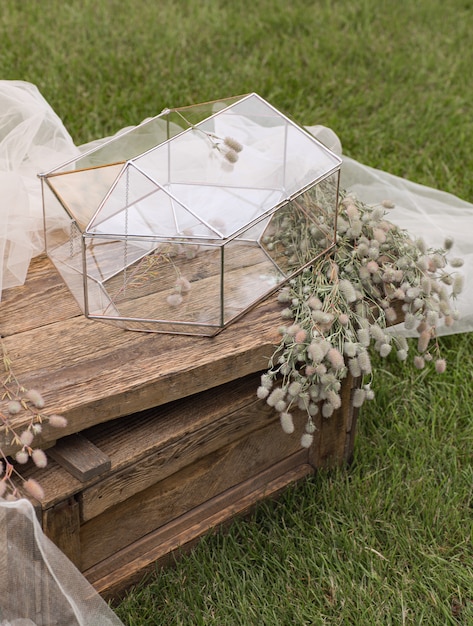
85,458,314,601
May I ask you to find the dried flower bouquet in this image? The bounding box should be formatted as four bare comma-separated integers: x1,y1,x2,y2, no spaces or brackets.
258,191,463,448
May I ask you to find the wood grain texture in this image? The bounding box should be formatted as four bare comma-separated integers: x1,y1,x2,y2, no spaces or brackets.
79,416,308,570
42,498,81,568
47,433,111,482
1,255,281,456
80,379,281,521
85,456,313,600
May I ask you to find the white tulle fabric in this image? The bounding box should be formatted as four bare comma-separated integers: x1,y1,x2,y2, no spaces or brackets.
0,81,79,294
0,499,124,626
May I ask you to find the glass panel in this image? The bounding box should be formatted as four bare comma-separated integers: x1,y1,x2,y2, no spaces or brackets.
222,239,284,324
45,163,124,230
42,180,74,254
93,240,223,327
260,177,339,274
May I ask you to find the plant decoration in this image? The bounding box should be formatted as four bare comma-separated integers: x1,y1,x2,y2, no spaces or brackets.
0,341,67,500
257,190,464,447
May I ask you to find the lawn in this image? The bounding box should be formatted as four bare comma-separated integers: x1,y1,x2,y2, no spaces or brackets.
1,0,472,624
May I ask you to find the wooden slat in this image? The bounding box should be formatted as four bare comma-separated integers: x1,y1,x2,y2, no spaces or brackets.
81,384,280,521
79,416,308,570
0,254,81,336
18,372,276,510
42,498,81,568
47,434,111,482
85,456,313,600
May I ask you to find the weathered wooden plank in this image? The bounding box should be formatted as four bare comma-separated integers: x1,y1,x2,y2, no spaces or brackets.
47,433,111,482
0,255,80,336
81,383,280,521
42,498,81,568
0,295,280,455
79,417,308,570
84,455,313,600
17,372,275,510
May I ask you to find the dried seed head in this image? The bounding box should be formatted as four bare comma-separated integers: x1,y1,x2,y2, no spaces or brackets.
343,342,358,358
257,386,270,400
7,400,22,415
267,387,285,407
322,402,334,418
288,381,302,397
414,355,425,369
280,412,294,434
345,204,360,220
385,307,398,324
300,433,314,448
24,478,44,501
224,148,239,164
314,364,327,376
295,329,307,344
15,450,29,465
339,279,357,303
327,390,342,409
357,350,372,374
20,430,34,447
397,349,408,361
25,389,45,409
415,238,427,254
48,414,68,428
417,329,431,353
307,296,322,310
357,328,370,348
366,260,379,274
175,276,192,293
166,293,183,307
224,137,243,153
307,342,325,363
404,313,417,330
443,237,454,251
373,228,387,244
326,348,345,371
348,357,361,378
452,274,464,296
435,358,447,374
32,449,47,469
352,388,366,408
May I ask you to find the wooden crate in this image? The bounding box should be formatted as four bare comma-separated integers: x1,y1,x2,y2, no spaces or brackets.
1,255,363,600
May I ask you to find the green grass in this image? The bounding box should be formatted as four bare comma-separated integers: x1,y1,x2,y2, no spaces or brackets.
2,0,472,624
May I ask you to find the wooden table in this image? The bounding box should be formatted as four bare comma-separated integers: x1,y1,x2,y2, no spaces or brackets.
1,254,360,600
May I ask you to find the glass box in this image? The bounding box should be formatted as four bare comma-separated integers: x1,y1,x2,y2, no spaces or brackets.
40,93,341,336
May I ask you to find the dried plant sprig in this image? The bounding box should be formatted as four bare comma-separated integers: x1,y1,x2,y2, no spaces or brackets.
260,190,463,447
173,110,244,166
1,339,68,500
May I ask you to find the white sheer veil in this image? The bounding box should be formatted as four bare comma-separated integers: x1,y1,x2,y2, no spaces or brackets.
0,81,80,295
0,499,124,626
